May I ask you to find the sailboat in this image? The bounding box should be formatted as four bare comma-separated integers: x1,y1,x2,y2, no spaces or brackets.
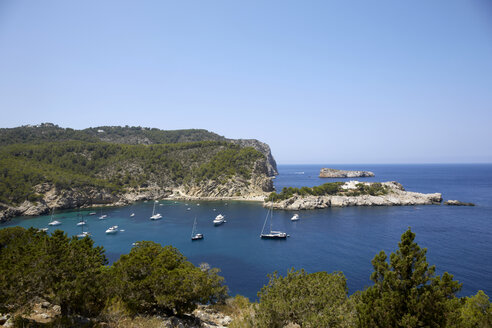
76,214,87,226
48,208,62,226
98,208,107,220
260,206,287,239
77,222,90,238
150,201,162,220
191,217,203,240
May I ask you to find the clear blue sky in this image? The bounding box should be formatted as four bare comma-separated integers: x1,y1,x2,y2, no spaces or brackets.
1,0,491,164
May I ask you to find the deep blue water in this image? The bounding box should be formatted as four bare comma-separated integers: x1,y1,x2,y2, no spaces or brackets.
2,164,491,300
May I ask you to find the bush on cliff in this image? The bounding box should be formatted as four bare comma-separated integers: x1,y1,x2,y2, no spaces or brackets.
0,227,227,319
0,227,108,317
110,241,227,316
256,269,354,328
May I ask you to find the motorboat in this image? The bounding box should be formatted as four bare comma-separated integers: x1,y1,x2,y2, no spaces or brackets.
291,214,300,221
213,214,226,226
130,213,135,217
76,220,87,226
105,225,119,234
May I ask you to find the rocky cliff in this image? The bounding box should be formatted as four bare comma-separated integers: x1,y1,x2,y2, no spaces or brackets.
319,168,375,178
229,139,278,176
264,181,442,210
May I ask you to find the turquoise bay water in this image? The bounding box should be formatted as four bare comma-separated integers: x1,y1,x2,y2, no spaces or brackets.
2,164,491,300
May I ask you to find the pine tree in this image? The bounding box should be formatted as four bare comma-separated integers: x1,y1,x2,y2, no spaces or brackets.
356,228,462,328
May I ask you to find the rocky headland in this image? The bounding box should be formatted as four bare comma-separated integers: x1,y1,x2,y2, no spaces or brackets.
319,168,375,178
0,124,277,222
264,181,442,210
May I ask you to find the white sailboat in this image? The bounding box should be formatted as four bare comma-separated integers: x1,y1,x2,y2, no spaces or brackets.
76,216,87,226
77,223,90,238
98,208,107,220
48,208,62,226
260,206,287,239
191,217,203,240
150,201,162,220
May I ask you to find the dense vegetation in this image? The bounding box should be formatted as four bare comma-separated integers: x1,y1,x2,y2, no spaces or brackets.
0,227,227,319
0,140,264,206
0,227,490,327
0,123,225,146
266,181,388,202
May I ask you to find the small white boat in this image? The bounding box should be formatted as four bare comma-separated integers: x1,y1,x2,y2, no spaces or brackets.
130,213,135,217
98,208,107,220
89,212,96,216
150,201,162,220
38,227,49,232
76,220,87,226
291,214,300,221
48,208,61,226
213,214,226,226
197,204,200,206
191,217,204,241
105,225,119,234
77,231,91,239
213,208,216,211
187,208,191,211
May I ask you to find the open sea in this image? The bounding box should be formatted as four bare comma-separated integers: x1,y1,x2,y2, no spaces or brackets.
2,164,491,300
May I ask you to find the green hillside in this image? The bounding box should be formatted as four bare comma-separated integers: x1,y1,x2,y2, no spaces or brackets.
0,140,264,206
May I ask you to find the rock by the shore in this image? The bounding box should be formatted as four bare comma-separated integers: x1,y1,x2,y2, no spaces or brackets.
265,181,442,210
319,168,375,178
444,200,475,206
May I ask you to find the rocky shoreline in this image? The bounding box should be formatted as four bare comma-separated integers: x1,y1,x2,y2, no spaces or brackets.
264,181,443,210
319,168,375,178
0,182,270,222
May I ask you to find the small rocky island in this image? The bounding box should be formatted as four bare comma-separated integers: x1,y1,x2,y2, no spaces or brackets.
264,181,442,210
319,168,375,178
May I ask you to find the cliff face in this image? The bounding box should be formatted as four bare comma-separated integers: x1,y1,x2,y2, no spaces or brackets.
319,168,375,178
229,139,278,176
264,181,442,210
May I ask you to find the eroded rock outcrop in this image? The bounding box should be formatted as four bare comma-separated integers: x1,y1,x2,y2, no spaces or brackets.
264,181,442,210
444,200,475,206
319,168,375,178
